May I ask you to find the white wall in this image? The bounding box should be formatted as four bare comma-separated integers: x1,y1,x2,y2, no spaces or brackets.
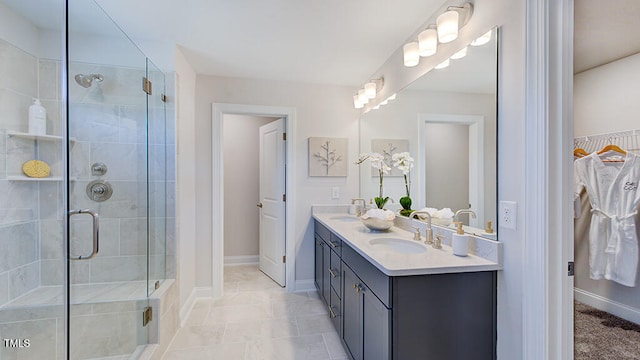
223,114,277,258
174,47,197,315
194,76,360,287
0,3,39,57
574,53,640,322
574,53,640,137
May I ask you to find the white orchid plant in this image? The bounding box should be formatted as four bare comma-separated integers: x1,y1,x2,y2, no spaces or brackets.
392,152,415,216
356,152,391,209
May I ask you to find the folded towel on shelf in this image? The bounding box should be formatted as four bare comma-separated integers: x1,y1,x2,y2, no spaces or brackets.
361,208,396,221
414,207,454,225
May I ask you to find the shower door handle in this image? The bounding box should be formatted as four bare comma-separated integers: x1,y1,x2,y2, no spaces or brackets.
69,209,99,260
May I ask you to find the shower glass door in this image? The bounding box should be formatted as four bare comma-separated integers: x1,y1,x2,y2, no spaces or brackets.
67,0,150,358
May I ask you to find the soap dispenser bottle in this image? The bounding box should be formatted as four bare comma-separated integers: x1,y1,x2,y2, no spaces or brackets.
452,222,469,257
28,98,47,135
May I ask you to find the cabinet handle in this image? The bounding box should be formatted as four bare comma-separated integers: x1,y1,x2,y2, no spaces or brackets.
329,305,338,318
328,267,337,278
354,284,363,293
329,240,339,248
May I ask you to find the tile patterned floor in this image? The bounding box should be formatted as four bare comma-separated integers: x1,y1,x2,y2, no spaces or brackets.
162,265,349,360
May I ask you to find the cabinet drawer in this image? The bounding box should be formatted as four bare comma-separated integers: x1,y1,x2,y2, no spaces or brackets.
315,220,331,242
342,243,391,307
330,249,342,298
328,233,342,255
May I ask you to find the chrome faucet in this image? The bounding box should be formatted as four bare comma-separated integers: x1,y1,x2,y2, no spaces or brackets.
410,211,433,245
351,198,366,217
454,209,477,223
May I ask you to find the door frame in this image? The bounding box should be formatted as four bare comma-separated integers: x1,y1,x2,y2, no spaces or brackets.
418,114,485,227
212,103,296,297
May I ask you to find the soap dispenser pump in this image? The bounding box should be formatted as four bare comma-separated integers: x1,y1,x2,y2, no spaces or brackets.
452,222,469,257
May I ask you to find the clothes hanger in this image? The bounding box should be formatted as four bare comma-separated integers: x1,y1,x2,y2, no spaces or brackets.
597,138,626,162
573,148,588,158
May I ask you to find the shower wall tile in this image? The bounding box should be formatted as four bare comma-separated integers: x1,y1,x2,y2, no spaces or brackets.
0,222,37,273
40,219,63,260
41,99,63,136
69,140,91,180
69,103,120,142
6,136,36,177
70,180,145,219
149,217,167,255
40,259,64,286
38,59,60,101
166,145,176,181
70,218,119,257
91,142,138,181
90,256,146,282
70,261,90,285
0,271,8,306
148,144,166,182
38,141,64,179
0,38,37,98
0,180,38,215
0,88,33,132
119,104,146,144
8,260,39,301
119,218,147,256
39,182,63,221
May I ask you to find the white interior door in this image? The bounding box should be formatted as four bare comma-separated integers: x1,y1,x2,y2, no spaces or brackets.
258,118,286,286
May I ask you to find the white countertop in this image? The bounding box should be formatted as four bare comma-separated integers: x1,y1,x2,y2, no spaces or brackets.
313,210,502,276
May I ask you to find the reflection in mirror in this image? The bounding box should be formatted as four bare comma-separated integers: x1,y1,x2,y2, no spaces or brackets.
359,27,498,240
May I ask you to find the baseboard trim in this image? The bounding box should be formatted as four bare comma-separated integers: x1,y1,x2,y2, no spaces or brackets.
294,279,315,293
179,286,214,327
224,255,259,265
574,288,640,325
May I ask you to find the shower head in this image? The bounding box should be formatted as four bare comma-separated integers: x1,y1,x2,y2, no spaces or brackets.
74,73,104,88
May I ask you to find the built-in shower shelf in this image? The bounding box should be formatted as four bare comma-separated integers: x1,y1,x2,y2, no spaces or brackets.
6,131,76,142
7,176,63,181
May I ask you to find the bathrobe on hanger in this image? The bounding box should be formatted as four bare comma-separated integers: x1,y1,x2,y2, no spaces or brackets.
574,152,640,287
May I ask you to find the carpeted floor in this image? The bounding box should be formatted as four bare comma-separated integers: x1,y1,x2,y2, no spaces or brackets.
575,302,640,359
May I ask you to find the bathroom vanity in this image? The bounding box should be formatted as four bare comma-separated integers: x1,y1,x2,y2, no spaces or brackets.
313,209,502,360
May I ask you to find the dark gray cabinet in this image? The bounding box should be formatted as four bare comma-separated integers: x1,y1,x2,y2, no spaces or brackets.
314,220,496,360
342,264,390,360
314,222,343,335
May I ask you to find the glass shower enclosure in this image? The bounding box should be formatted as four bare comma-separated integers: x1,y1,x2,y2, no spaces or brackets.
0,0,169,358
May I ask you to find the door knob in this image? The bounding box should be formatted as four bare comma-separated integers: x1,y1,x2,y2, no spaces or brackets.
257,202,263,208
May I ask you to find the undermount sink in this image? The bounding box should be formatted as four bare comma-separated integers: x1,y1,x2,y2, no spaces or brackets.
330,215,360,222
368,237,427,254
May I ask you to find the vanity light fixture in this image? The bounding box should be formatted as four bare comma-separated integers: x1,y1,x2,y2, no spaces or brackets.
403,3,474,67
403,42,420,67
364,82,377,99
358,89,369,105
434,58,450,69
353,95,364,109
418,27,438,57
450,46,468,60
437,3,474,44
471,29,492,46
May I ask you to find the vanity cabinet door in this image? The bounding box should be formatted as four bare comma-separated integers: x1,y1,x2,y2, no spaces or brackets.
342,263,391,360
342,264,363,360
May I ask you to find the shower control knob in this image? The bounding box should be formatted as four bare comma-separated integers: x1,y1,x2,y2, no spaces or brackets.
86,180,113,202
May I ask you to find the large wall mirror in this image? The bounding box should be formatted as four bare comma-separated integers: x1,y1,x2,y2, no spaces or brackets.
359,27,498,240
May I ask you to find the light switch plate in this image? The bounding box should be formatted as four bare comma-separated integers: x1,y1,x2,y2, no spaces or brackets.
331,187,340,199
499,201,517,230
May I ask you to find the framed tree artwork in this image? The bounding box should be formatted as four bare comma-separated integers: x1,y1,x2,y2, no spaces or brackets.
308,137,348,177
371,139,409,176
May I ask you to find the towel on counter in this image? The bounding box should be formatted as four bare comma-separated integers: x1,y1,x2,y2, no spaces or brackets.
414,207,454,220
361,208,396,221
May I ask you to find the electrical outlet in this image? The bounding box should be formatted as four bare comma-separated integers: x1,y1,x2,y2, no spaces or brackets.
331,187,340,199
499,201,517,230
